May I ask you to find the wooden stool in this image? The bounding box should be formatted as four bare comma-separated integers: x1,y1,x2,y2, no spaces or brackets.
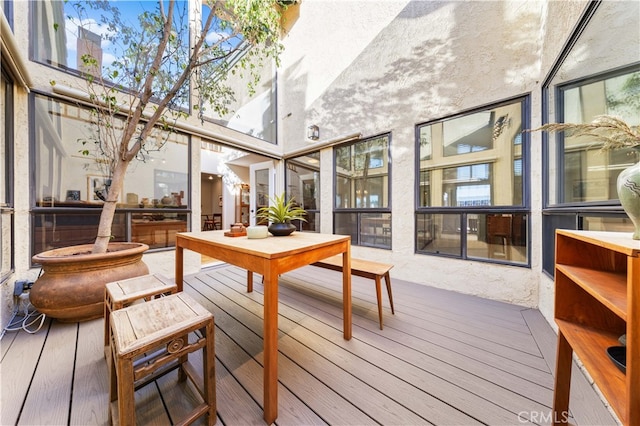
109,292,215,426
104,274,178,354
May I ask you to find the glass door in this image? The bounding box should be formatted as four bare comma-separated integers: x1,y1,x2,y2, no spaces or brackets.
250,160,275,226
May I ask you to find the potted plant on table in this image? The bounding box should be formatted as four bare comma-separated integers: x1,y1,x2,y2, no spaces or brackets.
30,0,285,322
256,193,307,236
531,114,640,237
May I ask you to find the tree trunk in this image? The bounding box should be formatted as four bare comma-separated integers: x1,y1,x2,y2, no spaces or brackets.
92,158,130,253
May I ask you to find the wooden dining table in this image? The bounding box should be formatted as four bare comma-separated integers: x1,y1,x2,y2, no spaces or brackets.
174,230,352,424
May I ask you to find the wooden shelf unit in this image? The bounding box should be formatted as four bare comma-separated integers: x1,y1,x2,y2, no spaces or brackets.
553,230,640,425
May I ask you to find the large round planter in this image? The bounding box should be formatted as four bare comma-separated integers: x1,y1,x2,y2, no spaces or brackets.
268,222,296,236
617,161,640,239
30,242,149,322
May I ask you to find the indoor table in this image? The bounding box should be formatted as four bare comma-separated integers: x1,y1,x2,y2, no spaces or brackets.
175,230,352,424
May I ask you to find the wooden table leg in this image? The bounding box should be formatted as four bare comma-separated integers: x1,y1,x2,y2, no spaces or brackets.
263,266,278,424
175,244,184,292
247,270,253,293
552,331,572,425
342,248,352,340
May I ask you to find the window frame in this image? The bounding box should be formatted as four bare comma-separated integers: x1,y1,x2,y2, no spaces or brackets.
541,65,640,276
29,91,193,262
284,151,320,232
333,133,392,249
1,66,15,282
414,95,531,266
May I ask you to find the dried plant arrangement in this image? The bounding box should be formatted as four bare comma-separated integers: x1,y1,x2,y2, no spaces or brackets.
532,115,640,151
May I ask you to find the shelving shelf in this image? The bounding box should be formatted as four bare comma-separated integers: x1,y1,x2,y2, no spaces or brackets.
553,230,640,425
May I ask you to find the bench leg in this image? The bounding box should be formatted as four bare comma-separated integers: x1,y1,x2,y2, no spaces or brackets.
384,272,395,314
375,276,383,330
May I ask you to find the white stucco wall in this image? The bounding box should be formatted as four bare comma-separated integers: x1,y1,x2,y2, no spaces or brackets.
277,0,591,317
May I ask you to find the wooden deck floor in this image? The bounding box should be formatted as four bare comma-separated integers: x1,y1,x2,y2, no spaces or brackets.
1,264,618,425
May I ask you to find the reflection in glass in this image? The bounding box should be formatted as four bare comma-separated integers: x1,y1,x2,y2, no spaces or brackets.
550,70,640,205
360,213,391,249
335,135,389,209
33,94,189,208
466,213,528,264
286,153,320,232
416,213,461,257
443,112,493,157
131,211,188,249
334,212,358,244
32,94,190,254
33,211,126,254
418,99,524,207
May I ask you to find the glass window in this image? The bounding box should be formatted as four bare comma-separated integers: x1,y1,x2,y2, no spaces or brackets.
31,94,190,254
416,97,529,265
196,2,277,143
541,0,639,277
335,135,390,209
419,99,525,208
1,68,14,281
31,1,191,109
285,152,320,232
30,0,277,144
2,0,13,29
334,134,391,249
547,70,640,206
416,213,461,257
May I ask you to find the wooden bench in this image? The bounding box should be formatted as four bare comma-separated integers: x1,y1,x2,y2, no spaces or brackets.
312,255,394,330
248,255,395,329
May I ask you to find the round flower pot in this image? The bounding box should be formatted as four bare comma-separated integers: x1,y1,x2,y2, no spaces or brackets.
268,222,296,236
30,242,149,322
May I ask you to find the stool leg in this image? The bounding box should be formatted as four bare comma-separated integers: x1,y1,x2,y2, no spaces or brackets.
117,357,136,426
104,291,111,348
109,343,118,405
204,321,216,425
384,272,395,314
375,276,383,330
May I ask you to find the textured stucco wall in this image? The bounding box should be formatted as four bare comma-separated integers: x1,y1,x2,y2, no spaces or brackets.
277,0,593,314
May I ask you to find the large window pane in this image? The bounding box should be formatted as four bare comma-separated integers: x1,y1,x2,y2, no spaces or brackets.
548,70,640,205
32,94,190,254
334,212,358,243
31,0,189,108
467,213,528,265
286,152,320,232
33,211,126,254
360,212,391,249
416,213,461,257
419,100,524,207
334,134,391,249
416,97,529,265
335,135,390,209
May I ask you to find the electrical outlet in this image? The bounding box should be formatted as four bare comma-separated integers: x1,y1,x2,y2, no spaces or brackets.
13,280,33,296
13,281,24,296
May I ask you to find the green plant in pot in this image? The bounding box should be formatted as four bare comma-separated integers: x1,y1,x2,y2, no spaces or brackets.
256,193,307,236
531,115,640,238
30,0,285,322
